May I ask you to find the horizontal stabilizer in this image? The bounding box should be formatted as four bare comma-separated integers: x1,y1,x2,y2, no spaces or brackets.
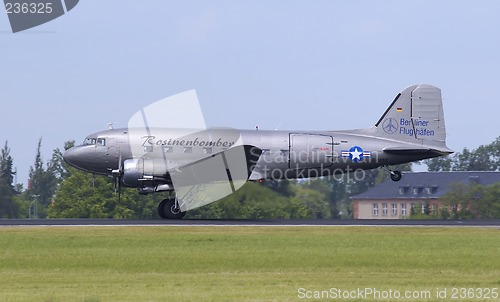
383,147,453,156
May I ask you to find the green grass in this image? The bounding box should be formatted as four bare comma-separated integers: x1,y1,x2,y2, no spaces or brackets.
0,226,498,301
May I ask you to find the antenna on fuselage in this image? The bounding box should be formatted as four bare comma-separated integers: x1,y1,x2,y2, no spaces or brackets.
274,121,282,131
107,122,116,130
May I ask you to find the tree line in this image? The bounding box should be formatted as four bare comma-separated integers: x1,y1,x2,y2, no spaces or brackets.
1,137,499,219
420,137,500,219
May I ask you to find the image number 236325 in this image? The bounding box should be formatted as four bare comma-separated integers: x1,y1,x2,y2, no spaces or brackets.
5,2,53,14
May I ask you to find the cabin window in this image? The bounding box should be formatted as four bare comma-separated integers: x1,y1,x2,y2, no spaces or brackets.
144,146,153,153
184,147,192,153
84,138,97,145
97,138,106,146
164,146,173,153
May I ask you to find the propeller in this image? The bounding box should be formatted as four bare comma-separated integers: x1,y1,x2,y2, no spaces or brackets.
112,152,123,203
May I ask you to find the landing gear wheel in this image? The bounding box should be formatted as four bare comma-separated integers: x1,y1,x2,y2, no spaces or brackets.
158,198,186,219
390,171,402,182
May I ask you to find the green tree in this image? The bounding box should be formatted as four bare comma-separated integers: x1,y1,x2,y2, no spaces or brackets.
49,168,160,219
48,141,74,182
476,183,500,219
261,179,294,197
289,184,331,219
24,138,59,217
301,178,336,215
425,155,452,172
186,181,330,219
0,177,19,217
449,137,500,172
0,141,20,217
0,141,15,191
441,182,475,219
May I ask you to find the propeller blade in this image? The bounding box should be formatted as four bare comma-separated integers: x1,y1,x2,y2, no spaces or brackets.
117,150,122,203
118,175,122,203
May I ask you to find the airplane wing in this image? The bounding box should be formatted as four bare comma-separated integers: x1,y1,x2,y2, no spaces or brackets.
167,145,262,211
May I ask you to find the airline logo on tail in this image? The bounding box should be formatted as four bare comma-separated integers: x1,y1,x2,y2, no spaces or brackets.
382,118,398,134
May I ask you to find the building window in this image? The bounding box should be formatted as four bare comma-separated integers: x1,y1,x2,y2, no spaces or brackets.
399,185,409,195
373,204,378,217
382,203,388,216
401,203,407,217
392,203,397,216
413,187,421,195
421,202,426,214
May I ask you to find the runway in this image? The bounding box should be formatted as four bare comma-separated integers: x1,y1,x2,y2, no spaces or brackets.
1,219,499,227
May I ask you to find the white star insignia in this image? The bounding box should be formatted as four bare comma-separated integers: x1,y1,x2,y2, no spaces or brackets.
350,148,362,161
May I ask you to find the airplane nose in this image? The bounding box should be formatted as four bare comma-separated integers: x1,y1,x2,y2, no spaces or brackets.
63,147,80,168
63,145,95,171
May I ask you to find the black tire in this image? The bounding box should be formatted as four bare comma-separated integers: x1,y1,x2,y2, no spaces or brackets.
158,198,186,219
390,171,402,182
157,199,168,219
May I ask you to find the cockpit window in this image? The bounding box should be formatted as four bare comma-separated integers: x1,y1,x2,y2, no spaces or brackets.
84,138,97,145
97,138,106,146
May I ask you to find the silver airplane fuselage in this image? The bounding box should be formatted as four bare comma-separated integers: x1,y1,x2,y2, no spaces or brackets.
64,127,447,181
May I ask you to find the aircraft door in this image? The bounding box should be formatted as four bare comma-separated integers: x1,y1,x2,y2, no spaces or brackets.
96,133,119,170
289,134,333,169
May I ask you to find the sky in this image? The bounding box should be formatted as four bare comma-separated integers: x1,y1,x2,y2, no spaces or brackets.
1,0,500,186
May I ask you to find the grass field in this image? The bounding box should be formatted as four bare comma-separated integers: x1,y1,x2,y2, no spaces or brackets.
0,226,498,302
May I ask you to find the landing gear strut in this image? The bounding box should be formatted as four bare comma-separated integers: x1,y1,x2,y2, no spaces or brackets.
158,197,186,219
382,166,402,182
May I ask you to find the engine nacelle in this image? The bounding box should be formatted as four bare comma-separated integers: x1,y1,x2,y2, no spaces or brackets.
122,158,168,187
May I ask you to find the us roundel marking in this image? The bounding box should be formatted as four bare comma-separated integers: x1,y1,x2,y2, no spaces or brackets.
341,146,372,162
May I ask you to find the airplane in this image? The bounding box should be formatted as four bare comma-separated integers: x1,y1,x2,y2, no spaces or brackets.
63,84,453,219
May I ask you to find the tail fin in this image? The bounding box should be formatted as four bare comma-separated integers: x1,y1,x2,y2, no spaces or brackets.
374,84,450,151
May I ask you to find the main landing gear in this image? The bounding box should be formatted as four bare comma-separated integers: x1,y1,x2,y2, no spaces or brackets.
381,165,402,182
158,197,186,219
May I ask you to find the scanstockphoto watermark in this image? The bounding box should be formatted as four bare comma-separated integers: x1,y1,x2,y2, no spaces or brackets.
297,287,499,300
258,165,368,182
3,0,79,33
